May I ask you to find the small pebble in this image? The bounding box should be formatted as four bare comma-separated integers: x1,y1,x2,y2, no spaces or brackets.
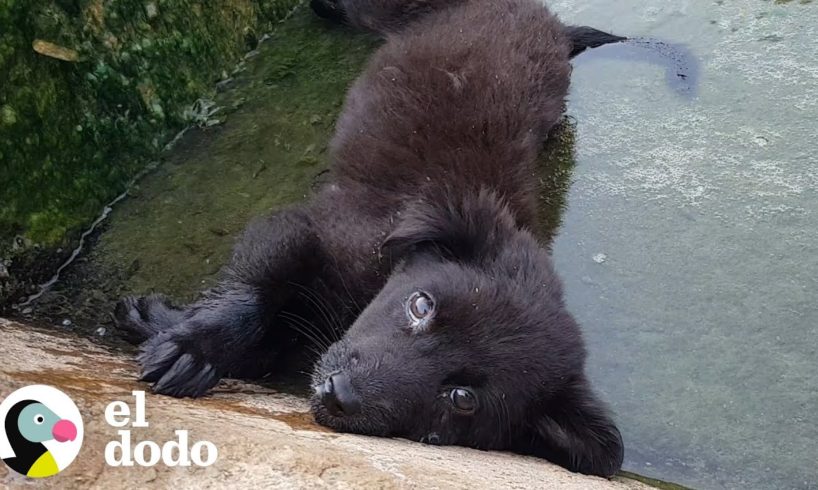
95,327,107,337
62,319,72,327
21,307,33,315
592,253,607,264
142,466,158,483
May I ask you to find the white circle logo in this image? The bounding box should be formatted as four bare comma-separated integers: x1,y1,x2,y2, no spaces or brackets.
0,385,84,478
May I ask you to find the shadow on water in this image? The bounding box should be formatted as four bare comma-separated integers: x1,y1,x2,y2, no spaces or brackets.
574,38,700,99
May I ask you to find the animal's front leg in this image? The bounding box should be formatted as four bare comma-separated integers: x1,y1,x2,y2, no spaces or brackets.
115,209,324,397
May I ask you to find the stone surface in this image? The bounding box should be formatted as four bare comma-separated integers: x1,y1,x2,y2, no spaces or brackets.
0,319,648,489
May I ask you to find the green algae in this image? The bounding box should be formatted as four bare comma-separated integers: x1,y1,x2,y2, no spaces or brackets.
0,0,301,243
0,0,302,306
535,118,577,246
96,9,380,300
23,6,379,322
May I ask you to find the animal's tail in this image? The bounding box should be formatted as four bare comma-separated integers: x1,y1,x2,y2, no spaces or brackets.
565,26,627,58
567,26,699,98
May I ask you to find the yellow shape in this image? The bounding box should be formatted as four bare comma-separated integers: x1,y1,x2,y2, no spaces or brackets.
27,451,60,478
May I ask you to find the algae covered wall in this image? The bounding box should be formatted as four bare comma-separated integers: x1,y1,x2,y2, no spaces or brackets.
0,0,299,245
0,0,301,307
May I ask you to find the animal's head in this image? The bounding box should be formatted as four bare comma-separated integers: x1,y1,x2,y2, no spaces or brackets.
8,400,77,444
311,190,623,477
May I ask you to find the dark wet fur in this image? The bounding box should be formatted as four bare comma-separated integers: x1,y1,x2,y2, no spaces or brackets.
115,0,628,477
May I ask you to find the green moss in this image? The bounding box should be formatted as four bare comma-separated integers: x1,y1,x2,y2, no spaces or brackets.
22,6,379,316
0,0,301,247
95,8,380,300
535,118,577,245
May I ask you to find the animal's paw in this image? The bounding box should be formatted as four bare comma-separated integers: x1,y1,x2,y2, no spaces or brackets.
137,327,221,398
114,294,186,343
115,295,222,397
310,0,348,23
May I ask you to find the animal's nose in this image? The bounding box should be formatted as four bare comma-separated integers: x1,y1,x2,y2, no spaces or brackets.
320,371,361,416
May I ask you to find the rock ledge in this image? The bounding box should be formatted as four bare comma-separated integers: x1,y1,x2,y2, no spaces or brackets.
0,319,647,489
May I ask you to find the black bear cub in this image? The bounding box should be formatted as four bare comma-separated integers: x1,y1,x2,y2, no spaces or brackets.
116,0,626,477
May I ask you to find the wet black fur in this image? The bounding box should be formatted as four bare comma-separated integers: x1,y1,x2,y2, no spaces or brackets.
115,0,626,477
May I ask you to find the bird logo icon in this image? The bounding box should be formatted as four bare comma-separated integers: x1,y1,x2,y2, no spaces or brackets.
0,385,83,478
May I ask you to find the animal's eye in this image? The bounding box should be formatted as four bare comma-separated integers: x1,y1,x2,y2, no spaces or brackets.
449,387,477,414
34,414,45,425
407,291,435,324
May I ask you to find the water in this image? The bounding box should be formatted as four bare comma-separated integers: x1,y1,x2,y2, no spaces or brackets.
549,1,818,488
17,2,818,488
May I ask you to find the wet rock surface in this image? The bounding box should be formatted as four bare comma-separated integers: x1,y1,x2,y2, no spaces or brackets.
0,318,648,489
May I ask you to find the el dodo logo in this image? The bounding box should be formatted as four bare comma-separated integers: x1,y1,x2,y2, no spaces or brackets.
0,385,83,478
104,391,218,468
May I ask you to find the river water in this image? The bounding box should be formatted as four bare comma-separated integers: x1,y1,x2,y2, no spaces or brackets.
549,1,817,488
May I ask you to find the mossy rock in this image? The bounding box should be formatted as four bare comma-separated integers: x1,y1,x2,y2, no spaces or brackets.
0,0,302,307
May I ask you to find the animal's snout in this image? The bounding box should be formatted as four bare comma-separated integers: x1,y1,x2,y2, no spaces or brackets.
318,371,361,416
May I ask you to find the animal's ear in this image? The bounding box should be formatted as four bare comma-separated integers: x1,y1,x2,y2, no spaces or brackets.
528,378,624,478
380,189,517,264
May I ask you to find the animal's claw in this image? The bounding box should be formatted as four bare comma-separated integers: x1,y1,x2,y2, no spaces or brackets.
152,353,219,398
137,334,181,382
137,329,222,398
116,294,253,397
